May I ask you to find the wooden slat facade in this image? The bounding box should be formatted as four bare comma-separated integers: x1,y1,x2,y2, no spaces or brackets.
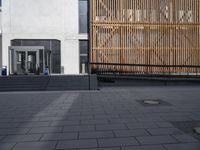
90,0,200,75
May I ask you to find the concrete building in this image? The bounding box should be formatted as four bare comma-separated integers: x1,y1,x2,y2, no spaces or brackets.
1,0,89,75
1,0,200,76
0,1,2,73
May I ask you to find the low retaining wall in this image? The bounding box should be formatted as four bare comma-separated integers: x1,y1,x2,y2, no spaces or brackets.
99,76,200,86
0,75,98,92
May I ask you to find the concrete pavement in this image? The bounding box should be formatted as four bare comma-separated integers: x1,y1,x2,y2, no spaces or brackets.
0,86,200,150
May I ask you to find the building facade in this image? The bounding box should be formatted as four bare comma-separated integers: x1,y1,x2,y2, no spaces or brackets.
1,0,200,76
1,0,89,75
0,1,2,72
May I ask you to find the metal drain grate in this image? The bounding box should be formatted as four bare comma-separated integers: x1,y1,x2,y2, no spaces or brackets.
137,99,171,106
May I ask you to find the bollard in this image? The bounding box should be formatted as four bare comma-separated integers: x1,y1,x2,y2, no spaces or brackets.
44,66,49,75
1,66,7,76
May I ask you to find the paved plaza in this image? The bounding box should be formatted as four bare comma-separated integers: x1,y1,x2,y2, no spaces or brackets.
0,86,200,150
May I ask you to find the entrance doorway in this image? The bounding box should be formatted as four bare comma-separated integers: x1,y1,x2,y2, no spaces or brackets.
9,46,51,75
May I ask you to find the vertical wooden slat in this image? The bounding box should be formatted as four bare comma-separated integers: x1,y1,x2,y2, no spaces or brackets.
91,0,200,75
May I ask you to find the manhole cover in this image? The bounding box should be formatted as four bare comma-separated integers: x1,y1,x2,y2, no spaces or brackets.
137,99,171,106
194,127,200,134
143,99,160,105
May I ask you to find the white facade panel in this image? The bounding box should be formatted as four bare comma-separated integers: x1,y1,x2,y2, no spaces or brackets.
0,7,2,70
62,39,79,74
10,0,65,34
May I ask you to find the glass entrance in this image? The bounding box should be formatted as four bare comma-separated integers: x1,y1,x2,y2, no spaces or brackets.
15,50,39,75
16,51,26,74
9,46,51,75
27,51,37,74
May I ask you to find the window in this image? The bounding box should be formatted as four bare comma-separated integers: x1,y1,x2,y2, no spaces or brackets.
79,0,88,33
79,40,89,74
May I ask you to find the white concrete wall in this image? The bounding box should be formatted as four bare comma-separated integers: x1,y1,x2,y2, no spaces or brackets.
0,34,2,74
2,0,88,74
0,7,2,73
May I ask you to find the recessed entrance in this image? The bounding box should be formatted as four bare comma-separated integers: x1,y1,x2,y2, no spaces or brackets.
9,46,51,75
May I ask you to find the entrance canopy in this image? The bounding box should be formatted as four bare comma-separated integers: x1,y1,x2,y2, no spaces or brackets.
9,46,44,51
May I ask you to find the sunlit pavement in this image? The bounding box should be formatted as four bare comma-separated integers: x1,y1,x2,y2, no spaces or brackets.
0,86,200,150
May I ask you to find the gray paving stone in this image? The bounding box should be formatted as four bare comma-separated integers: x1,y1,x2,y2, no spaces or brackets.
51,120,80,126
78,148,120,150
12,141,57,150
114,129,150,137
56,139,98,149
164,143,200,150
96,124,127,131
0,118,23,123
0,136,4,140
12,117,41,122
126,122,158,129
39,116,64,122
119,114,136,119
94,115,120,120
34,112,57,116
109,118,137,124
136,135,178,145
0,123,20,128
122,145,166,150
79,131,114,139
67,115,94,120
81,119,109,125
172,134,199,143
18,121,51,127
0,128,30,135
162,116,192,121
136,117,164,122
156,122,174,128
41,132,78,141
2,134,42,142
28,127,63,134
98,137,139,147
147,128,183,135
0,143,16,150
64,125,95,132
190,115,200,120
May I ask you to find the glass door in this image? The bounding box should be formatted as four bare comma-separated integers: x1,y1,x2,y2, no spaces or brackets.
16,51,26,74
9,47,48,75
27,51,37,74
15,50,39,75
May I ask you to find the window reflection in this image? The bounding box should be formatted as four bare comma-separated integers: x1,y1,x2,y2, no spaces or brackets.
79,0,88,33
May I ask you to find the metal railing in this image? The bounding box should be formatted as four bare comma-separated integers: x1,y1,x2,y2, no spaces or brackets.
91,62,200,78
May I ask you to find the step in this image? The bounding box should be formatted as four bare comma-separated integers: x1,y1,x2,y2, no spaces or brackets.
0,75,98,91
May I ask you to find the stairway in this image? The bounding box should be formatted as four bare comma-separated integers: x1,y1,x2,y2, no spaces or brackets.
0,75,98,92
